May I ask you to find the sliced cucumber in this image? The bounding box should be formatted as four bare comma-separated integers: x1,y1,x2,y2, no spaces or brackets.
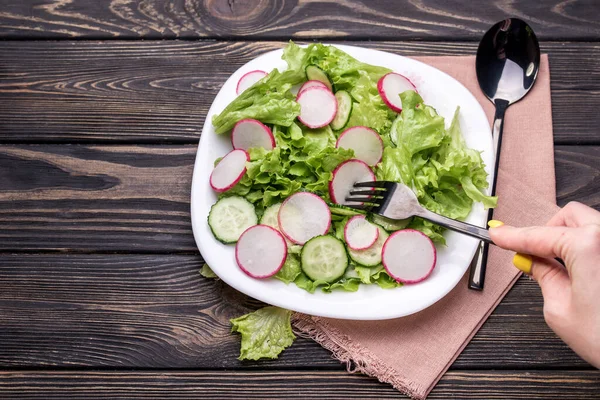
328,203,365,217
348,226,389,267
331,90,352,130
305,65,332,91
260,203,281,227
208,196,257,244
301,235,348,283
260,202,297,248
370,214,412,232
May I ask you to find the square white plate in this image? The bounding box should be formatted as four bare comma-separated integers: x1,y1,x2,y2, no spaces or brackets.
191,44,492,320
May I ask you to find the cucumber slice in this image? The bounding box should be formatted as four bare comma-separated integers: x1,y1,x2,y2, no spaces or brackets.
305,65,332,91
208,196,258,244
331,90,352,130
260,203,281,227
328,203,365,217
301,235,348,283
348,226,389,267
260,202,297,248
370,214,412,232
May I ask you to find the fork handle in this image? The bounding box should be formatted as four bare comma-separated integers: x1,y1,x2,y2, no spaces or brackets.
418,209,493,244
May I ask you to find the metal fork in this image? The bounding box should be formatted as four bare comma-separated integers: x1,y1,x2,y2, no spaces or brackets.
346,181,492,243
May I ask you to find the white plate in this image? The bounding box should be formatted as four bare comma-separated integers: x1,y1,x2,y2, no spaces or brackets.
191,44,493,320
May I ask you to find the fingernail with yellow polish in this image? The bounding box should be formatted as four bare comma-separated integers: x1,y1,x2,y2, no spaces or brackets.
488,220,504,228
513,253,533,274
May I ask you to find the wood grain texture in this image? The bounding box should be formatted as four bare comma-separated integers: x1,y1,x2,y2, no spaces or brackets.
1,0,599,40
555,146,600,206
0,3,598,397
0,145,196,252
0,254,590,369
1,370,599,399
0,145,597,252
0,41,598,144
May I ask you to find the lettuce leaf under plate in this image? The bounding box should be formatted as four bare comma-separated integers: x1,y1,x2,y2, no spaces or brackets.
230,306,296,360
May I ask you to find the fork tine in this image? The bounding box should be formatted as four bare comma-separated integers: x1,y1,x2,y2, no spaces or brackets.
344,196,381,204
348,189,384,197
353,181,387,188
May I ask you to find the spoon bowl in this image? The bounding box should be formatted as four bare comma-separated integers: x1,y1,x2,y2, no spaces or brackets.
476,18,541,105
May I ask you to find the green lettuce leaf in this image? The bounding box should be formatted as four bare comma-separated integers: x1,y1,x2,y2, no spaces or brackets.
408,218,445,243
294,272,361,293
302,43,390,90
274,254,302,284
346,100,393,135
212,69,301,134
293,273,327,293
324,278,361,292
199,264,218,279
372,269,402,289
354,265,381,284
377,92,496,242
354,265,401,289
230,306,296,360
288,244,303,254
281,41,394,135
391,91,446,155
226,123,353,210
214,38,389,138
332,217,349,242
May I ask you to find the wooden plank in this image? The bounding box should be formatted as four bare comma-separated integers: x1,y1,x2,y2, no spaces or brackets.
0,145,196,252
0,370,599,399
0,41,598,144
0,254,590,369
0,145,596,252
1,0,599,41
555,146,600,206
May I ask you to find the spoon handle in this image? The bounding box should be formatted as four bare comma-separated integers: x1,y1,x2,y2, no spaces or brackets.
468,100,508,290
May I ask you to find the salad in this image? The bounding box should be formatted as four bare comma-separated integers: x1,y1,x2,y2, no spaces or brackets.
206,41,496,294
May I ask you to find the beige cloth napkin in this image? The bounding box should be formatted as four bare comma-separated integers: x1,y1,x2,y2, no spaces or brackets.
293,55,559,399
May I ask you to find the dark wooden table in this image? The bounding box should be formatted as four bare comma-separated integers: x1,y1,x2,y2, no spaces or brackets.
0,1,598,398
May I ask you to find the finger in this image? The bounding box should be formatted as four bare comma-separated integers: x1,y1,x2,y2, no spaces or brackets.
525,256,571,307
546,201,600,228
490,225,572,260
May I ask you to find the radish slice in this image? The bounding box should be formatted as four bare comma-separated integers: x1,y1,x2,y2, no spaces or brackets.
382,229,437,284
235,225,287,278
231,119,275,151
236,70,268,95
278,192,331,245
344,215,379,250
209,149,249,193
377,72,417,113
296,86,338,129
329,159,376,205
297,80,329,98
336,126,384,166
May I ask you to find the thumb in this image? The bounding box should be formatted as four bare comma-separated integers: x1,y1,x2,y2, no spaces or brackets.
527,256,571,303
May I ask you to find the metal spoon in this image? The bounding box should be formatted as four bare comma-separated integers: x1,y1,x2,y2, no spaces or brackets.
468,18,541,290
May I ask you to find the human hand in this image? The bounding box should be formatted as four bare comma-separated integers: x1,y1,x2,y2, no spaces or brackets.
489,202,600,368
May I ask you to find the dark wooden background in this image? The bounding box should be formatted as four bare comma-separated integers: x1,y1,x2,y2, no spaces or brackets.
0,1,598,398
